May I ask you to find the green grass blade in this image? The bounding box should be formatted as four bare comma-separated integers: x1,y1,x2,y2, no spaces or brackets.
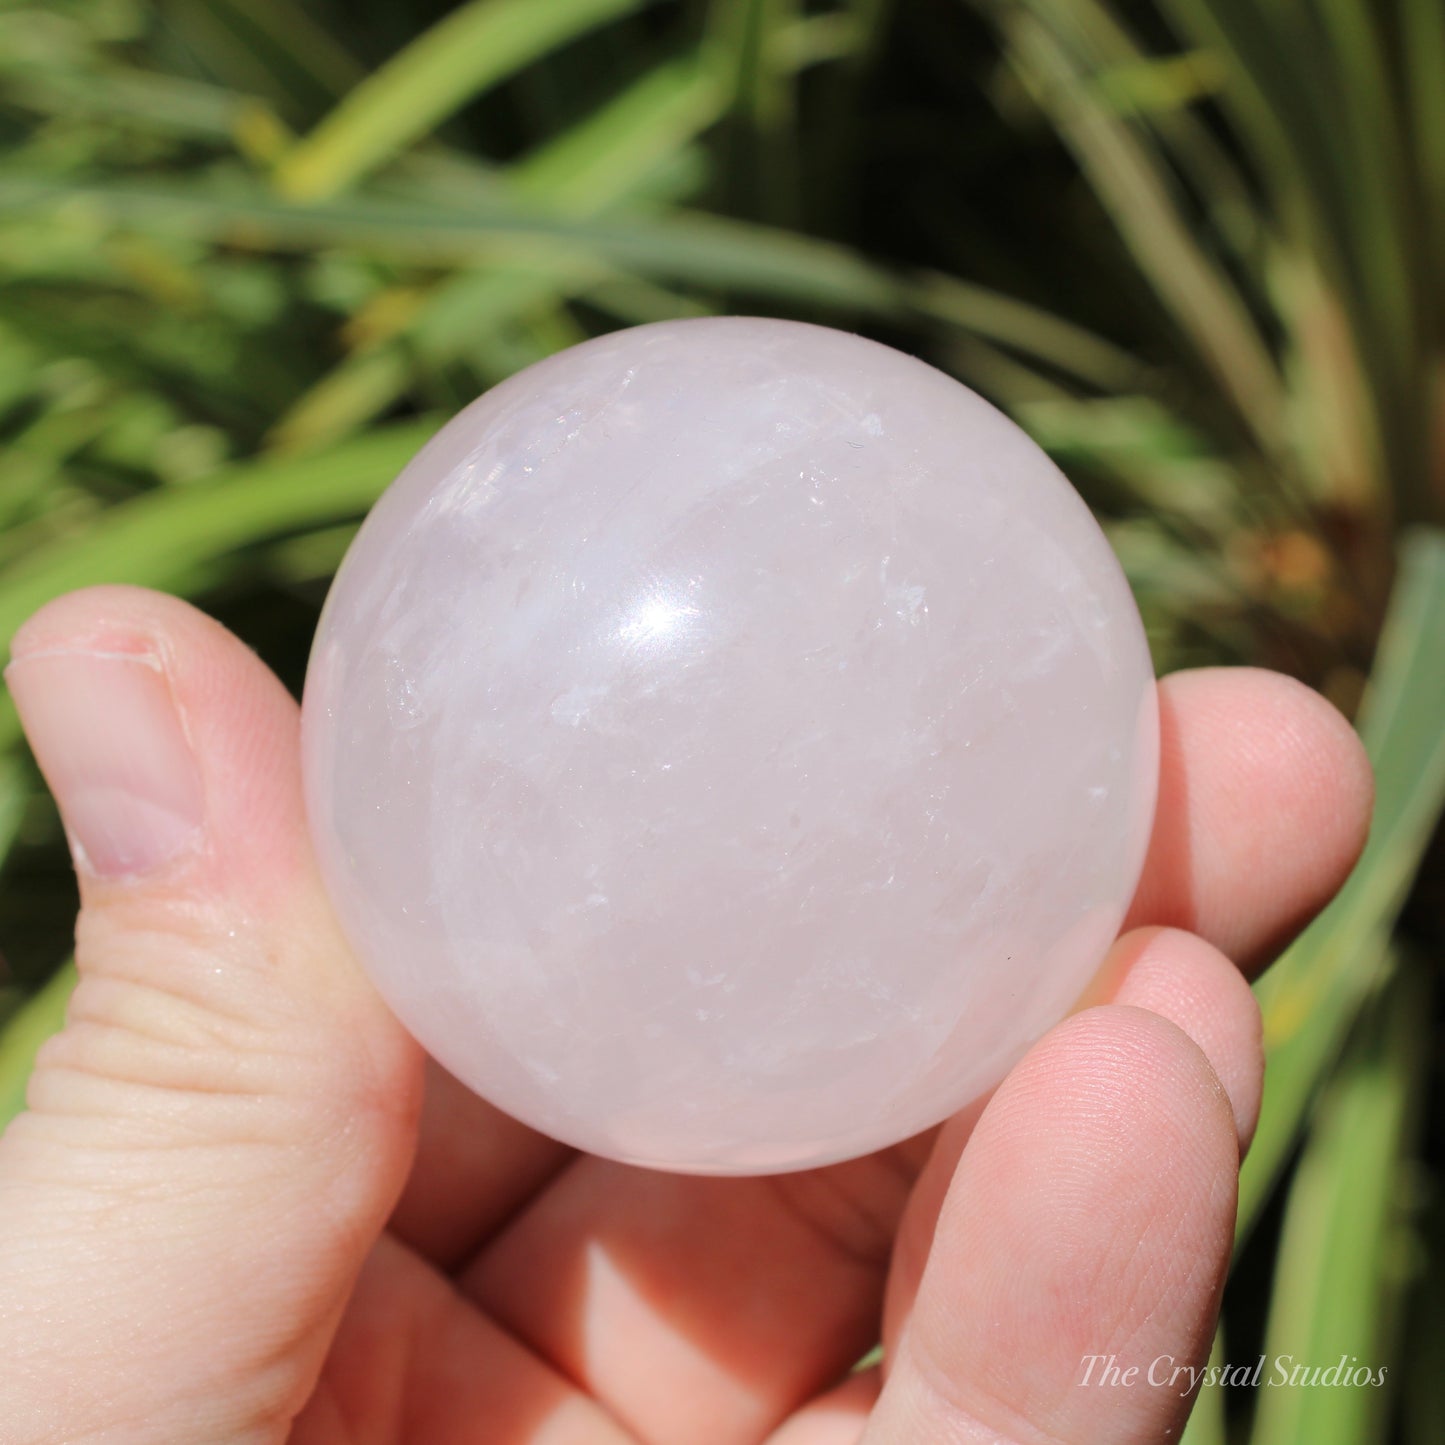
1014,0,1263,270
274,0,652,201
1400,1192,1445,1445
1247,951,1428,1445
706,0,802,224
0,176,903,310
0,68,267,141
0,421,437,748
200,0,367,96
1306,0,1428,519
1157,0,1430,522
1402,0,1445,282
913,272,1146,393
1309,0,1415,333
580,274,714,326
0,753,29,870
153,0,361,120
1240,529,1445,1244
510,55,724,214
994,7,1288,454
1179,1327,1227,1445
807,0,897,223
0,177,1144,395
0,960,75,1133
272,53,721,452
266,522,361,586
264,347,417,455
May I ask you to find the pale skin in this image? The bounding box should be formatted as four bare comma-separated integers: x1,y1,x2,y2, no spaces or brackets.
0,585,1373,1445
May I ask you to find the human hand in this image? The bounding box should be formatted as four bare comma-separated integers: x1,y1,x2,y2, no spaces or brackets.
0,586,1372,1445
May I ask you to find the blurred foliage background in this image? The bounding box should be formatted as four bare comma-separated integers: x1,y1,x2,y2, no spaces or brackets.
0,0,1441,1438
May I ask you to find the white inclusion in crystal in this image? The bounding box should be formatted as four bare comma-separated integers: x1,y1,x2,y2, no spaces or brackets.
384,656,428,728
551,684,610,727
888,583,927,624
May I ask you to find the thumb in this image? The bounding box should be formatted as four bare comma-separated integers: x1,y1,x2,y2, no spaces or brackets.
0,586,423,1445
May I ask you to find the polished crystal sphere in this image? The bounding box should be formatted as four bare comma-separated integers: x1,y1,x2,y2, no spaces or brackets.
302,317,1158,1174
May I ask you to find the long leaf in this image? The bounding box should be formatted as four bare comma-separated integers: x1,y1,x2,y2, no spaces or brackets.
1248,953,1428,1445
1014,0,1264,270
1239,528,1445,1244
271,55,725,451
1178,1327,1227,1445
706,0,803,224
510,56,724,214
0,177,1140,391
0,422,436,749
187,0,365,95
1401,0,1445,310
1401,1192,1445,1445
1157,0,1431,521
153,0,362,120
0,68,267,141
274,0,652,200
994,6,1287,454
0,960,76,1133
0,175,905,310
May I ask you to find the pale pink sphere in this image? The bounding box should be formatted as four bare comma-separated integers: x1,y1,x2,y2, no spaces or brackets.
302,317,1158,1174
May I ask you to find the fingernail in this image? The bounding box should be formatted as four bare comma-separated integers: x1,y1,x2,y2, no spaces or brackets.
4,645,204,877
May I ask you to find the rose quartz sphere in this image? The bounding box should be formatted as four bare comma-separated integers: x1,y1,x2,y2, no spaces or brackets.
302,317,1158,1174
